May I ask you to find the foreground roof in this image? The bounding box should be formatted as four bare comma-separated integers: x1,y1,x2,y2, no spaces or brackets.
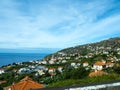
4,76,44,90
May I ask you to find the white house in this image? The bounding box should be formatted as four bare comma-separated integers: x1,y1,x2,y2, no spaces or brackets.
77,63,81,66
0,69,5,74
62,60,67,63
39,61,47,65
93,61,106,70
37,70,45,76
118,51,120,55
57,67,63,72
49,60,55,64
83,62,89,67
103,51,109,54
106,62,114,68
71,62,76,67
117,48,120,51
48,68,56,76
66,57,71,59
18,68,31,74
58,57,63,60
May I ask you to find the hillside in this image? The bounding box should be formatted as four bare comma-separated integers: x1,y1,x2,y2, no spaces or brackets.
44,37,120,61
60,37,120,53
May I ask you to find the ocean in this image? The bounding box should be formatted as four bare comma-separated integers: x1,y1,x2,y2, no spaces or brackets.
0,53,48,67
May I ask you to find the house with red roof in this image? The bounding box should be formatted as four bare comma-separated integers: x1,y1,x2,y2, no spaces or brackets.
83,62,89,67
4,76,44,90
48,68,56,76
89,70,107,77
93,61,106,70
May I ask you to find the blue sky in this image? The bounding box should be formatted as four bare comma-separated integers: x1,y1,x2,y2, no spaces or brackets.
0,0,120,49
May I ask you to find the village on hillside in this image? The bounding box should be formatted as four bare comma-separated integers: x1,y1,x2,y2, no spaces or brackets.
1,38,120,90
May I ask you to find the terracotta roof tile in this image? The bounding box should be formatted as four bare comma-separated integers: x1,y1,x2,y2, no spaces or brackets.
83,62,89,64
94,61,106,66
49,68,56,70
89,70,107,77
106,62,113,65
0,80,6,84
4,76,44,90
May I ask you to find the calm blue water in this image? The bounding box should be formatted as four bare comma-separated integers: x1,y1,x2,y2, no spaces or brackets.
0,53,48,67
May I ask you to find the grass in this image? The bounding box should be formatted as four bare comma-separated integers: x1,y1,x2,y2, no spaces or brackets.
48,73,120,88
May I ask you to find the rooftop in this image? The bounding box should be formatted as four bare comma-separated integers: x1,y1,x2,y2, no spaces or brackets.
89,70,107,77
94,61,106,66
4,76,44,90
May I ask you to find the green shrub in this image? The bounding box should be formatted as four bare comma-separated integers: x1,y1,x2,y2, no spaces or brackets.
48,73,120,88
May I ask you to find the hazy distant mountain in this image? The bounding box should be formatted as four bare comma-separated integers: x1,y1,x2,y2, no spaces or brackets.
0,48,61,54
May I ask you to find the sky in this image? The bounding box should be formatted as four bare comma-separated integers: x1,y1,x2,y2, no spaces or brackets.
0,0,120,49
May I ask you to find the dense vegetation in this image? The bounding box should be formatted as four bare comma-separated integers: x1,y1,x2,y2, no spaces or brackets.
48,74,120,87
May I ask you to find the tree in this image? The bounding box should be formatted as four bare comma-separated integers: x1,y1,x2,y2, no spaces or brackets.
71,67,90,79
113,65,120,74
0,85,3,90
62,66,90,79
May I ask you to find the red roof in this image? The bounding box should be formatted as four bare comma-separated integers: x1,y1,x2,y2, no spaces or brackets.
94,61,106,66
0,80,6,85
49,68,56,70
89,70,107,77
83,62,89,64
4,76,44,90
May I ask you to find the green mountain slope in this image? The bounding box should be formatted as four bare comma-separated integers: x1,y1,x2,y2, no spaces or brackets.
44,37,120,61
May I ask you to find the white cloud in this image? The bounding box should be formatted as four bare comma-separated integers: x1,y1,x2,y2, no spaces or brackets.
0,0,120,48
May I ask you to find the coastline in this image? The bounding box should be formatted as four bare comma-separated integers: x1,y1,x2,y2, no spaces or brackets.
0,53,48,67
